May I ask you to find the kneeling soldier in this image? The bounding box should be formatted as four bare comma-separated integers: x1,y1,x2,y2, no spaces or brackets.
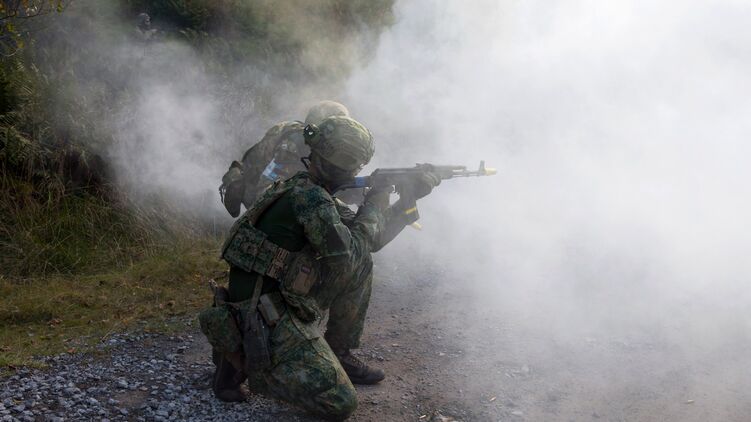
200,116,439,420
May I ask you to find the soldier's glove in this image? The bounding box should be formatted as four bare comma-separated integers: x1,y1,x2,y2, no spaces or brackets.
364,186,391,211
412,171,441,200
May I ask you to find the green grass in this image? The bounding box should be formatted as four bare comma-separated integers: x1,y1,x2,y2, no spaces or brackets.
0,171,230,370
0,72,231,370
0,237,226,369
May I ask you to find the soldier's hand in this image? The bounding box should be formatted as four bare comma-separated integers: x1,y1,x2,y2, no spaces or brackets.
413,171,441,199
364,186,391,211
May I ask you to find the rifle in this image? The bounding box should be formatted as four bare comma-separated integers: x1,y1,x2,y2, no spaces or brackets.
335,161,497,227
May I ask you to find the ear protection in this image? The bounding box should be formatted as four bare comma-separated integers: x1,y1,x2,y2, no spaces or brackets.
303,124,322,148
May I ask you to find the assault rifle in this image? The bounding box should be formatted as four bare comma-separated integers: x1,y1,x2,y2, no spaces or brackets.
335,161,497,227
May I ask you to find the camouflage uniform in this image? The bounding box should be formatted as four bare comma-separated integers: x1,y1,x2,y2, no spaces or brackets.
226,172,389,419
206,116,430,420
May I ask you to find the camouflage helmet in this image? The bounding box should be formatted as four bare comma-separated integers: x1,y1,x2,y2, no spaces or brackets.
304,100,350,126
304,116,374,171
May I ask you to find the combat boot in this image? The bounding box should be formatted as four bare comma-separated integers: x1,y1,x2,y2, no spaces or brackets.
212,353,247,402
334,349,385,385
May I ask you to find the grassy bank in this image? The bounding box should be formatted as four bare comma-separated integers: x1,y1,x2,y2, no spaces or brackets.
0,0,397,371
0,237,226,369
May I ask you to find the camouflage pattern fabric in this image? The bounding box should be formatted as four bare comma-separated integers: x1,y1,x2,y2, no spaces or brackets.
234,172,385,266
304,116,375,172
304,100,349,126
239,120,308,208
198,305,242,354
217,171,403,419
247,311,358,421
315,254,373,351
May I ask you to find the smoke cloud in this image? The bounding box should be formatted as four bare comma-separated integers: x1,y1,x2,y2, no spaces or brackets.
49,1,391,221
49,0,750,416
346,0,751,320
341,0,751,417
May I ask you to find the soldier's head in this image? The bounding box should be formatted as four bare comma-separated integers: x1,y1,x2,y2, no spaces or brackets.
137,13,151,30
304,101,350,126
303,116,374,190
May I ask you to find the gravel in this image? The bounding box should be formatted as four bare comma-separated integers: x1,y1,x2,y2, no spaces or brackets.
0,329,309,421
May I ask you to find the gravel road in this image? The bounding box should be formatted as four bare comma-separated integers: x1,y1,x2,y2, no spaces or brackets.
3,262,751,421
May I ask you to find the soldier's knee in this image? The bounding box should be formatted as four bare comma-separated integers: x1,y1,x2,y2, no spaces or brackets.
340,390,358,419
318,384,358,420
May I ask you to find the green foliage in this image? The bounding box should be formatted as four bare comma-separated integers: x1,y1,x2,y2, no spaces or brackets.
0,0,397,367
0,1,71,56
0,0,397,281
128,0,219,31
121,0,396,81
0,66,22,114
2,189,131,276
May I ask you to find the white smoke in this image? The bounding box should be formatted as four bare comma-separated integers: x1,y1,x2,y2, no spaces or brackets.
347,0,751,312
81,0,751,415
343,0,751,413
102,38,257,221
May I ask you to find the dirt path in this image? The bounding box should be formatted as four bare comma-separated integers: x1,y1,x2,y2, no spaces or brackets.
349,262,751,422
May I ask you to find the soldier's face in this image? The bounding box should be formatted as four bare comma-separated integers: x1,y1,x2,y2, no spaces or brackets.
310,154,358,187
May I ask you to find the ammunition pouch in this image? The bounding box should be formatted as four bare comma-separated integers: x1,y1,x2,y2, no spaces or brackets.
222,223,319,296
238,299,272,372
258,291,285,327
199,279,290,374
218,188,323,337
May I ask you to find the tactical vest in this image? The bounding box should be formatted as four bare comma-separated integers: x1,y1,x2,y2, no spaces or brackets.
221,179,318,297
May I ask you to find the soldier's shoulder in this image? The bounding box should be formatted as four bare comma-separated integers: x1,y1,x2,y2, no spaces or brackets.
261,120,303,142
279,121,305,143
281,120,305,128
287,173,334,209
271,120,304,132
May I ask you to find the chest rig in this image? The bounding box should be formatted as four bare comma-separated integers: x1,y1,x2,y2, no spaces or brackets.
221,177,318,296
